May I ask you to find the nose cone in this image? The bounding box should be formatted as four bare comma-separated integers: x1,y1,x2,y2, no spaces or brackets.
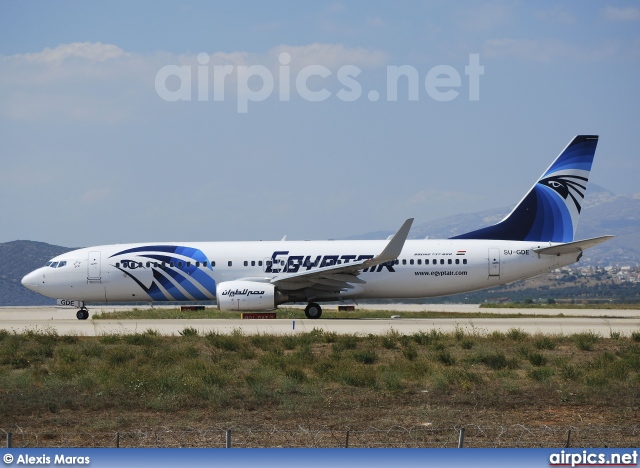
21,270,40,293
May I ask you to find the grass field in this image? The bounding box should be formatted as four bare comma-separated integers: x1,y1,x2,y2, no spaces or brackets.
1,325,639,446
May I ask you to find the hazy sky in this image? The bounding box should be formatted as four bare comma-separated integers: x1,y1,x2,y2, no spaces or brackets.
1,1,639,247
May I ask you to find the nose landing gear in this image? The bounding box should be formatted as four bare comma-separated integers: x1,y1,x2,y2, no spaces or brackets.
76,307,89,320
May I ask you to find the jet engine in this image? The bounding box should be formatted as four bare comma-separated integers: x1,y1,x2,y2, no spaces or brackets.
216,280,288,311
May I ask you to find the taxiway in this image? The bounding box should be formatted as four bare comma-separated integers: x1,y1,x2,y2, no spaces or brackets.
1,304,638,337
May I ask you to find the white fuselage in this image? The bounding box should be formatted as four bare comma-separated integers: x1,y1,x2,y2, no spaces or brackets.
22,238,576,304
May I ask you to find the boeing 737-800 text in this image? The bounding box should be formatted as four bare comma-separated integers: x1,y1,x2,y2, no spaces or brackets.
22,135,613,320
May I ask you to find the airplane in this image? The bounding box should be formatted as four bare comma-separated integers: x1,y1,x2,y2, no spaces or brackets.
22,135,613,320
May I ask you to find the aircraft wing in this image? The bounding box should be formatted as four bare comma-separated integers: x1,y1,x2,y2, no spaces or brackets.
533,235,615,256
270,218,414,292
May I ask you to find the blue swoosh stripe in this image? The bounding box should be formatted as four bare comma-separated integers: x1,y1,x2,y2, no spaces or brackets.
161,268,211,300
110,245,215,302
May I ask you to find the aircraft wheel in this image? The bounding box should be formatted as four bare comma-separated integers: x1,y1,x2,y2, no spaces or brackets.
304,302,322,319
76,309,89,320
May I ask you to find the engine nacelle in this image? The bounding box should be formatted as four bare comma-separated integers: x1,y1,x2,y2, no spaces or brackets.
216,280,288,311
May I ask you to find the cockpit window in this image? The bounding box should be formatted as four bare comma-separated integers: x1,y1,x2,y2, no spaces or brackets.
45,261,52,267
58,261,67,268
50,262,59,268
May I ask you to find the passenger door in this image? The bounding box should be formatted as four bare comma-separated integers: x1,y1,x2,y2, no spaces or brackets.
88,251,101,280
488,248,500,277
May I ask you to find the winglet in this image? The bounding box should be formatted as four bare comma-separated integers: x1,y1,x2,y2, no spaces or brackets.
270,218,414,287
373,218,413,263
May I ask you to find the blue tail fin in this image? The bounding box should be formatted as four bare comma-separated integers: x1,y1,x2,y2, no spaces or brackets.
452,135,599,242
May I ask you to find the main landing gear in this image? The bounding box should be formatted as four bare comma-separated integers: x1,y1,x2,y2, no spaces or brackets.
304,302,322,319
76,307,89,320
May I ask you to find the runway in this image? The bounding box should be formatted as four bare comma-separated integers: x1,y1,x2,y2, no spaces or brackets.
1,304,639,337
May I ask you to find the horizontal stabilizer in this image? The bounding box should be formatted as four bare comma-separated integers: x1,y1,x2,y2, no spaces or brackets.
533,235,614,256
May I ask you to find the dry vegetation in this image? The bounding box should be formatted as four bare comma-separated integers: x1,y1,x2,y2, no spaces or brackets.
1,326,639,447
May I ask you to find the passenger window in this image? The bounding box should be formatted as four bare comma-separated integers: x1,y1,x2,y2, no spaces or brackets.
425,259,429,265
463,259,467,264
448,259,452,265
146,262,151,268
50,262,59,268
138,262,143,268
455,259,459,265
409,259,414,265
251,261,255,266
195,261,200,267
417,259,422,265
212,261,216,267
258,260,263,267
187,262,191,267
440,259,444,265
402,259,407,265
228,261,232,267
170,262,174,267
244,261,248,267
178,262,183,268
